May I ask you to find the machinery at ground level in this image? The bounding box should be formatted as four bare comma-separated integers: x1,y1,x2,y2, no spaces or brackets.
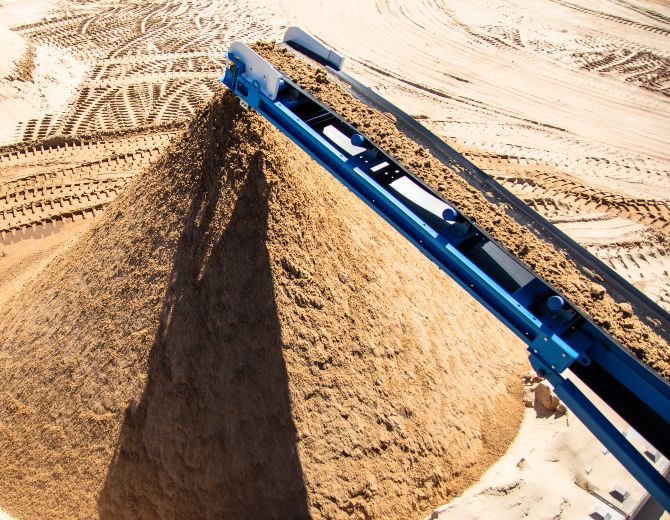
221,28,670,511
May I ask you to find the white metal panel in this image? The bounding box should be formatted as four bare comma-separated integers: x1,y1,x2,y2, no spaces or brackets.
229,42,282,100
283,27,345,70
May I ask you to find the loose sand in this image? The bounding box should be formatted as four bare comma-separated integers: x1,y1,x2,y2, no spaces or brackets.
0,90,527,519
282,0,670,312
0,26,25,79
431,372,670,519
3,0,669,316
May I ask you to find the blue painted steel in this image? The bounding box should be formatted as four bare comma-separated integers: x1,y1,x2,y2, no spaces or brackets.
442,207,458,221
221,52,670,510
547,295,565,311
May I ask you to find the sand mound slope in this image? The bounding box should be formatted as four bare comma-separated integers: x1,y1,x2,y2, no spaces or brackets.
0,90,526,519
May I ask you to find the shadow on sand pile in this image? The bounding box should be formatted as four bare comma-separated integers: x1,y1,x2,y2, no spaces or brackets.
98,141,309,518
0,90,527,520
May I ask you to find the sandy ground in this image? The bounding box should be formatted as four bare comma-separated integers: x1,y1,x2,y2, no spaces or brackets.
0,1,87,145
430,373,670,519
0,0,669,518
2,0,669,308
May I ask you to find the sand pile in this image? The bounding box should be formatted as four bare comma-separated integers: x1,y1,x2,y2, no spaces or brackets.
254,43,670,380
0,89,527,519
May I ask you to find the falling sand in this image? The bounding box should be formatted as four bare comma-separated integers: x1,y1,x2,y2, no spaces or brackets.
0,90,528,519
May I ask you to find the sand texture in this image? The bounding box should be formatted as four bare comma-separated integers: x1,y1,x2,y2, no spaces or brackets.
0,90,527,519
1,1,669,518
2,0,669,317
254,43,670,381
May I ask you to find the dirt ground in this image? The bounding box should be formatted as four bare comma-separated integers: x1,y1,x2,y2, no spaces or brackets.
1,0,669,519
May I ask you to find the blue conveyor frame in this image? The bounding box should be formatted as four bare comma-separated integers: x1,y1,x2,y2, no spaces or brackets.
221,45,670,511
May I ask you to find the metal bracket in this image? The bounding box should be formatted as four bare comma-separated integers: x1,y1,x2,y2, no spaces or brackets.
228,42,282,100
529,332,578,374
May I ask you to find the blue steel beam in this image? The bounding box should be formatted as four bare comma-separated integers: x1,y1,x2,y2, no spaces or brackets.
221,47,670,511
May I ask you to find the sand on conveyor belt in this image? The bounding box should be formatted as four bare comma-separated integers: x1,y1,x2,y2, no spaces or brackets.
0,89,527,519
253,43,670,381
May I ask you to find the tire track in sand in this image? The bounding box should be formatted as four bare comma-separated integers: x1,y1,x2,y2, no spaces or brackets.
493,170,670,233
548,0,670,37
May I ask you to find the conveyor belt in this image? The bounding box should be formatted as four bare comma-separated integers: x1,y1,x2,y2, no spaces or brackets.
329,67,670,345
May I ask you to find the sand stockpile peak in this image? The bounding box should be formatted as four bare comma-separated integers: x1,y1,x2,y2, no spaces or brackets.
0,89,527,519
